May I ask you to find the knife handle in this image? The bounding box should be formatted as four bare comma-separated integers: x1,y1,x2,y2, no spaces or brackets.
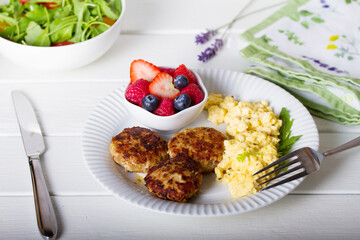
29,156,58,240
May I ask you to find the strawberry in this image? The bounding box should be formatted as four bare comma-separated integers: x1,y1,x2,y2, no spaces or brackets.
130,59,161,83
125,79,150,105
173,64,198,85
149,72,180,100
159,67,175,76
153,98,175,116
180,83,204,105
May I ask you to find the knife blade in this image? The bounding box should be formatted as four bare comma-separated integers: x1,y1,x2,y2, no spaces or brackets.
12,91,45,157
12,91,58,240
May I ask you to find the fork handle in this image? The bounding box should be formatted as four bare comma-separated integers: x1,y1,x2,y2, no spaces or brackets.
323,136,360,157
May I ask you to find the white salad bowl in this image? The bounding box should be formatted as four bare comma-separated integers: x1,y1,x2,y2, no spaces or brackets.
0,0,125,71
123,70,208,132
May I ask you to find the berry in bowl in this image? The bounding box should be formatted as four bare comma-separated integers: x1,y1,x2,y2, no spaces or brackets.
124,59,208,132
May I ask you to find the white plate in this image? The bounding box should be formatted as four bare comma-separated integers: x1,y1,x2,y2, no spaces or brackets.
82,69,319,217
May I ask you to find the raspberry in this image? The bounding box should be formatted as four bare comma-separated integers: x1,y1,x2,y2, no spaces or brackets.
180,83,204,105
173,64,198,85
159,67,176,76
125,79,150,105
153,98,175,116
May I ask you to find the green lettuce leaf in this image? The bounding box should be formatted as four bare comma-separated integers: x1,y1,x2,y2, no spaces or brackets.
52,4,73,19
49,15,77,43
25,4,48,25
95,0,120,20
24,21,50,46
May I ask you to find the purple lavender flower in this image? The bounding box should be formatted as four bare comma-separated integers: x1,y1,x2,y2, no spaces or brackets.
320,0,330,8
302,56,345,73
195,29,216,45
198,39,224,62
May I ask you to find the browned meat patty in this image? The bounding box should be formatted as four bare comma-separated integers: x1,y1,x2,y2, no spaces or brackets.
109,127,168,173
144,155,202,202
168,127,226,172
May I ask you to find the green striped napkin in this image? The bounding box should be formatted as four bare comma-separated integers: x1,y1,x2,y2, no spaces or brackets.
240,0,360,124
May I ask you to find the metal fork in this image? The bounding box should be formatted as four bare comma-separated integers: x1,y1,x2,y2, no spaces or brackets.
253,136,360,190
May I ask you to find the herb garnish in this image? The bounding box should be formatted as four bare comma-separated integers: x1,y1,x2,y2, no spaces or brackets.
277,107,302,157
237,152,262,162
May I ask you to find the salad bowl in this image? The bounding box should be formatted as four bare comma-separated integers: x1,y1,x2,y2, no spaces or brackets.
0,0,126,71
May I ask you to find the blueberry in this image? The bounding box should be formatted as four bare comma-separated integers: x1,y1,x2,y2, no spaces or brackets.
173,94,191,111
174,75,189,89
141,94,159,112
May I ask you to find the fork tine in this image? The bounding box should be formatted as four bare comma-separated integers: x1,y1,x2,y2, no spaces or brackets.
252,150,299,176
258,164,303,186
261,170,307,190
256,158,300,181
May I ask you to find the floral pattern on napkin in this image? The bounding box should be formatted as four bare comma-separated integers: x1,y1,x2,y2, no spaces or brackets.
240,0,360,124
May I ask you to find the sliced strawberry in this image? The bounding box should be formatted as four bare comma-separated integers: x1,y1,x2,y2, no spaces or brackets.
130,59,161,83
173,64,198,85
149,72,180,100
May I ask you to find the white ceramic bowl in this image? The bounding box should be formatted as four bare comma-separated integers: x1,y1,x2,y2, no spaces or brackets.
123,70,208,132
0,0,125,71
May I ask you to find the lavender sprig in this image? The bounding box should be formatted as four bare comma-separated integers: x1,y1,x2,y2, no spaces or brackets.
195,1,287,62
198,39,224,62
195,29,217,45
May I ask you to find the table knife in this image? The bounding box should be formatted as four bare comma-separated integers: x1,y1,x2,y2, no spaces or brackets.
12,91,58,240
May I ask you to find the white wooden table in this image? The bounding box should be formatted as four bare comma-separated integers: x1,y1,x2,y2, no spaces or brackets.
1,0,360,239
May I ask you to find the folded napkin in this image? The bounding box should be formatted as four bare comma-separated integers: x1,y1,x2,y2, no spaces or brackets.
240,0,360,124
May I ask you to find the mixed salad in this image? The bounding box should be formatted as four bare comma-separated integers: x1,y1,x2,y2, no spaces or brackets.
0,0,122,46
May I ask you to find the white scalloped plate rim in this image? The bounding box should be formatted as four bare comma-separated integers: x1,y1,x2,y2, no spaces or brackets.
82,69,319,217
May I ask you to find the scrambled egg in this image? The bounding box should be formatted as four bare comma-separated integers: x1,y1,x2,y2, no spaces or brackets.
205,94,282,198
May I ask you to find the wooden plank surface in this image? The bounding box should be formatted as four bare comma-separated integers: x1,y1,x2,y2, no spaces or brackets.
1,0,359,239
0,195,359,240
